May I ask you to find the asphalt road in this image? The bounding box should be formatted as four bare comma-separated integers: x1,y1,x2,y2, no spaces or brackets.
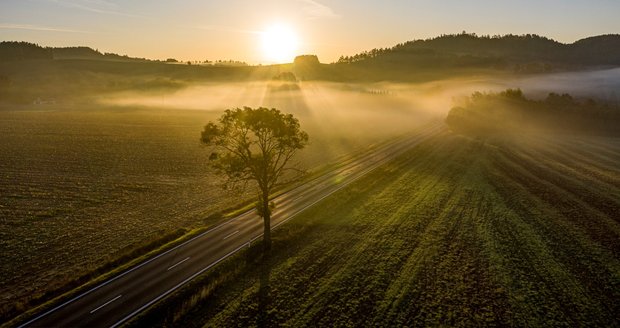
19,123,440,328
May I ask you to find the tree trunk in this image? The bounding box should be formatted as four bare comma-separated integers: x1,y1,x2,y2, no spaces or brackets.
262,193,272,253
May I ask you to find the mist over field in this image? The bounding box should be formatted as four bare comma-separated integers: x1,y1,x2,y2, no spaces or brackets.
99,80,439,165
499,67,620,100
100,67,620,125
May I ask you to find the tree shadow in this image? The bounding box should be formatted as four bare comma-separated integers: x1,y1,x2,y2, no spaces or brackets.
257,253,272,327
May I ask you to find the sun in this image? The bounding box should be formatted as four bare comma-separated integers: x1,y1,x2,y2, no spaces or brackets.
261,24,299,63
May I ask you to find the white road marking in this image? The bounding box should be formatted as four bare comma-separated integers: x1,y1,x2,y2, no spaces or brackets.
110,243,250,328
167,257,190,271
18,205,254,328
89,295,122,314
223,230,240,240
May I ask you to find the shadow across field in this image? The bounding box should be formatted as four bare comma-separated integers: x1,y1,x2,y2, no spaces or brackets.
126,132,620,327
257,255,272,328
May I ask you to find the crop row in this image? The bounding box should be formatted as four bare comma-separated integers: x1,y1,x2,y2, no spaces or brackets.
129,132,620,327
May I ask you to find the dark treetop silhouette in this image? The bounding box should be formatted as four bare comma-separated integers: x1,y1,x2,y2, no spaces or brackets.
200,107,309,252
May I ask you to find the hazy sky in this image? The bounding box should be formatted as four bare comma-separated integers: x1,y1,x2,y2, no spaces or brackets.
1,0,619,63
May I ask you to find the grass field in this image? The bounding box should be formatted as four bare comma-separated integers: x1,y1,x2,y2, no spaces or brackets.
0,87,427,320
128,131,620,327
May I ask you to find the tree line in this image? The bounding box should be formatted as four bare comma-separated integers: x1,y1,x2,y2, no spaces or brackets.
0,41,150,62
0,41,252,67
446,89,620,136
336,32,620,69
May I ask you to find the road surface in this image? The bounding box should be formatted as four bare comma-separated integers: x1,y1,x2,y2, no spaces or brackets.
18,123,440,328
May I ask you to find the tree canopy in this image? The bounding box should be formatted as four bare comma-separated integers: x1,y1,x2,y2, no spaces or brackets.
200,107,308,251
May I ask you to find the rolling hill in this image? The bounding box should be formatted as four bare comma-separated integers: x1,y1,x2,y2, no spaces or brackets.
337,33,620,70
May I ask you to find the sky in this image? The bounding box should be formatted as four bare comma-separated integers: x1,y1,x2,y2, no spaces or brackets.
1,0,619,64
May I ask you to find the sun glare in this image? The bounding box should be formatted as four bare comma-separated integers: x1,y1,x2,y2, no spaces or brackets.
261,24,299,63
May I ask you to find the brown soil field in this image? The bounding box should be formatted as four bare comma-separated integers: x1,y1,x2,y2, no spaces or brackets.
0,101,425,319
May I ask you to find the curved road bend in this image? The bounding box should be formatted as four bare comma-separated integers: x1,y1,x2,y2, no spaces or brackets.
19,123,441,328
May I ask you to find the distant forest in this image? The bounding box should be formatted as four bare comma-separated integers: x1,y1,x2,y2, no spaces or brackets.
446,89,620,136
0,41,150,62
336,32,620,73
0,41,248,65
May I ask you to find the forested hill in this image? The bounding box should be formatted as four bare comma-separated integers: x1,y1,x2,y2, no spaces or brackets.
337,33,620,72
0,41,148,62
0,41,52,61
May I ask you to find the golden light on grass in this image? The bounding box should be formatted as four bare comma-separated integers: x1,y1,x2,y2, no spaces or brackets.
260,24,299,63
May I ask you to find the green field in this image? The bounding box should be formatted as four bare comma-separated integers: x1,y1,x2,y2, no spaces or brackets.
128,131,620,327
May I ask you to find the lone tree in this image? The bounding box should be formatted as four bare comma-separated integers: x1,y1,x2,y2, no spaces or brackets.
201,107,308,252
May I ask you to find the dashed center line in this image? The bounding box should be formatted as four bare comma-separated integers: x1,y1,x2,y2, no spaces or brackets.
90,295,122,314
223,230,240,240
167,257,190,271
